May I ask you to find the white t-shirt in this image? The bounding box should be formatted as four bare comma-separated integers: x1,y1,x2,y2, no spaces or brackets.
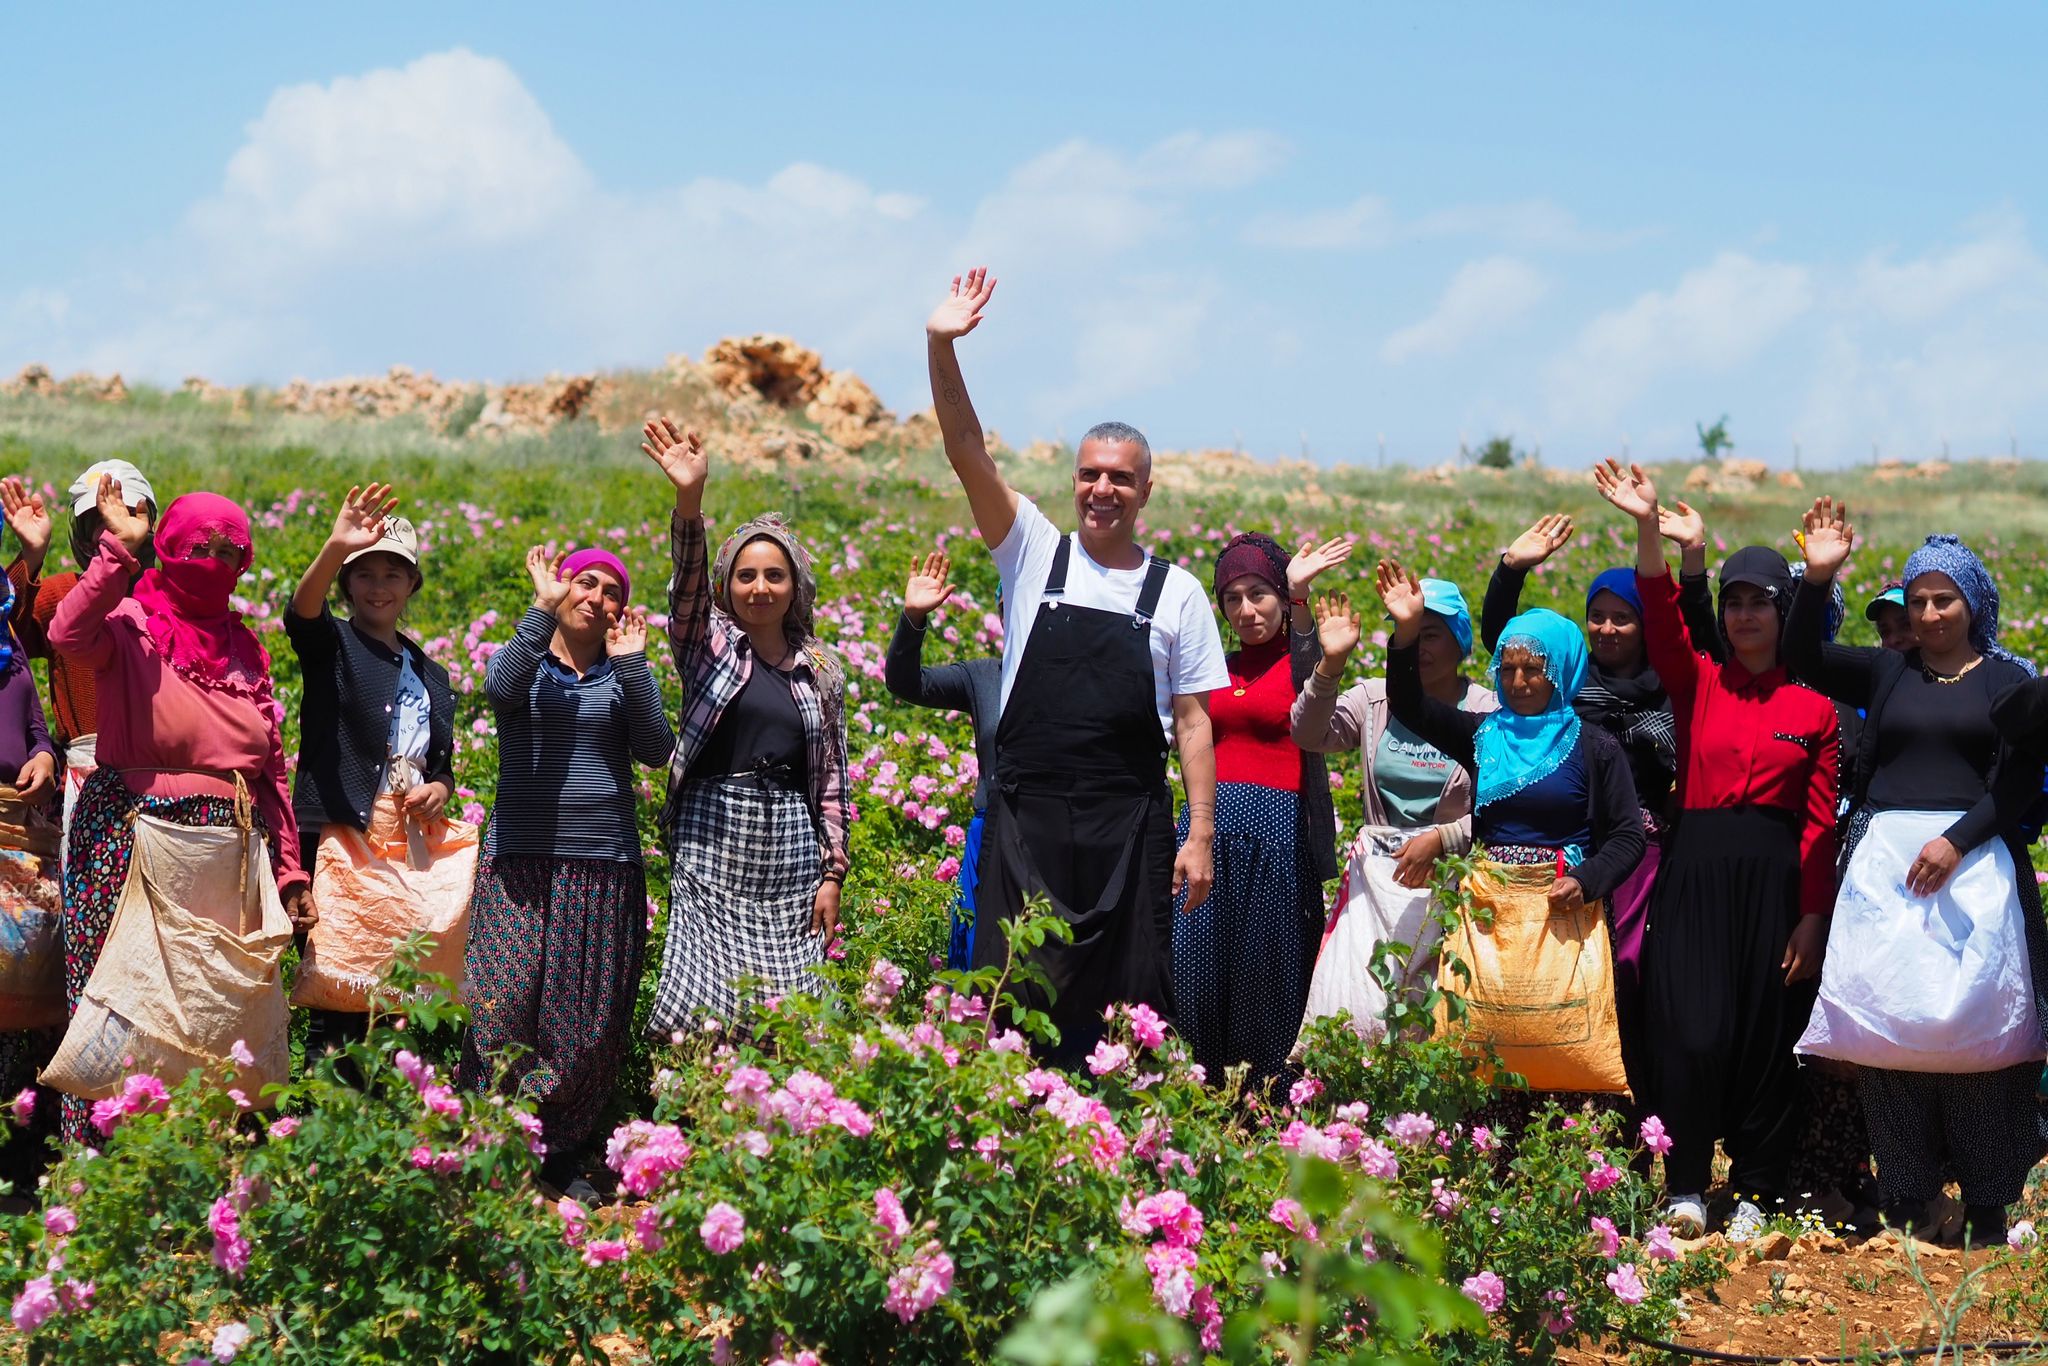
992,497,1229,740
384,652,433,787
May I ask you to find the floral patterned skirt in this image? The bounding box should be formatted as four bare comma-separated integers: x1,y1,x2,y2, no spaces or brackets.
456,854,647,1162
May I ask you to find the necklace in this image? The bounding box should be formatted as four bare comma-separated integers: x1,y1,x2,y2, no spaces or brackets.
1228,645,1288,697
1921,655,1983,685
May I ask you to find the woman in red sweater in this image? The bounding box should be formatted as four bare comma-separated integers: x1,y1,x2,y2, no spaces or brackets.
1172,532,1350,1093
1595,459,1839,1241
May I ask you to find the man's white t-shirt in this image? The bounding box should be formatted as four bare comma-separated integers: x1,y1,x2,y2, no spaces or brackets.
992,497,1230,740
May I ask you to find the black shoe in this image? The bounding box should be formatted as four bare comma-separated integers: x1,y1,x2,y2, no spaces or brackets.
1880,1198,1932,1237
1962,1203,2008,1245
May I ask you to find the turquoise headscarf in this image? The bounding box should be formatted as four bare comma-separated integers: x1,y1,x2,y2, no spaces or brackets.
1421,578,1475,657
1475,608,1589,811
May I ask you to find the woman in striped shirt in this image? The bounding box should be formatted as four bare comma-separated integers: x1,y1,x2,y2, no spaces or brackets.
456,541,675,1199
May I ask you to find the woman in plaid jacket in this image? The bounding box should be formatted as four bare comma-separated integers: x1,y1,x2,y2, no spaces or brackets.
640,420,851,1033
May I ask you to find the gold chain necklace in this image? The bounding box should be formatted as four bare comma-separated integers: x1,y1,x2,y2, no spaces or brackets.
1921,654,1983,685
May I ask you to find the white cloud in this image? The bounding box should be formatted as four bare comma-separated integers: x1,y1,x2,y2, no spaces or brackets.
1039,275,1218,416
1547,251,1814,426
189,48,589,264
1381,256,1548,363
1848,213,2048,323
1245,194,1629,252
961,131,1287,265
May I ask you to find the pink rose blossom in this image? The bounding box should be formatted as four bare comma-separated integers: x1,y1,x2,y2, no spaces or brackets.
1385,1112,1435,1148
1288,1075,1324,1107
1646,1223,1681,1262
701,1201,745,1254
1639,1114,1673,1156
1470,1124,1498,1154
883,1240,955,1323
43,1206,76,1238
229,1039,256,1068
1086,1039,1130,1076
1358,1138,1400,1180
9,1276,59,1331
1145,1241,1198,1316
1461,1270,1506,1314
581,1239,629,1267
1606,1263,1648,1305
420,1083,462,1119
633,1206,667,1253
604,1121,693,1198
8,1087,33,1127
1192,1283,1223,1351
1590,1216,1620,1257
1125,1003,1167,1049
873,1187,910,1251
1541,1289,1576,1335
394,1049,434,1090
1584,1153,1623,1195
269,1116,300,1139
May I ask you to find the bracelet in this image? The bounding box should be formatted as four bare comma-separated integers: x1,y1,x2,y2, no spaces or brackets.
1289,596,1309,607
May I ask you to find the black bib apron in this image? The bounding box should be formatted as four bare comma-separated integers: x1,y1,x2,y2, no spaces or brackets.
973,534,1177,1064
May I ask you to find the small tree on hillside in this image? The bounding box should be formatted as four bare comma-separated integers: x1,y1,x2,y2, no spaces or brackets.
1696,415,1732,461
1476,435,1517,469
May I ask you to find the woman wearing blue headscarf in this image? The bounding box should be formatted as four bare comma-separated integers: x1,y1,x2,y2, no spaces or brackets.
1789,503,2047,1245
1375,560,1645,1087
1292,576,1498,1039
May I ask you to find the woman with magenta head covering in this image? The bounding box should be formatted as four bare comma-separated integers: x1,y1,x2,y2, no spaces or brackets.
47,482,312,1144
1791,508,2047,1246
639,419,851,1037
1167,530,1348,1094
458,535,674,1199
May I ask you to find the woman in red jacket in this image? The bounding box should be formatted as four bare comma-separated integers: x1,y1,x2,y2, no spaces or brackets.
1595,459,1839,1241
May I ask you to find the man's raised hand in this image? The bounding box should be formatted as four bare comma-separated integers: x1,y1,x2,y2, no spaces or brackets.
903,551,955,626
927,268,997,343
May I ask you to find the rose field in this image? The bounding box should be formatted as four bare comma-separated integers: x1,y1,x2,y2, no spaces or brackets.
5,370,2048,1363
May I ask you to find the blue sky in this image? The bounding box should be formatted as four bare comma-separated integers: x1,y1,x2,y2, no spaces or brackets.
4,3,2043,467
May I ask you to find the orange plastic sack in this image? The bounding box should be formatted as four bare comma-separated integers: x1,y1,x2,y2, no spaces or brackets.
288,794,479,1012
1434,860,1628,1095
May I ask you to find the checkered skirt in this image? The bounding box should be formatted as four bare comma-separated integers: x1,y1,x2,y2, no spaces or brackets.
650,777,824,1032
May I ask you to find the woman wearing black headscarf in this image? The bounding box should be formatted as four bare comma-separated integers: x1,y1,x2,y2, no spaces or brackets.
1173,532,1349,1093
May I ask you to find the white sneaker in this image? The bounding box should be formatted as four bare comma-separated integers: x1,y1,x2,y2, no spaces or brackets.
1725,1200,1766,1243
1664,1194,1707,1238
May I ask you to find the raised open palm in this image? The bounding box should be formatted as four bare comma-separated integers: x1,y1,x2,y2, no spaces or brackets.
1287,535,1355,595
904,550,955,620
1314,593,1362,657
526,545,570,610
95,475,151,549
0,478,52,560
1592,457,1659,521
1375,559,1426,632
1800,496,1855,579
607,605,650,657
927,268,997,341
1657,498,1705,549
640,419,707,494
332,483,398,553
1502,514,1574,570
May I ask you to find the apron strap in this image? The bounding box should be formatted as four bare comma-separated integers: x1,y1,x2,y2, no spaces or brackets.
1132,556,1170,626
1045,534,1073,599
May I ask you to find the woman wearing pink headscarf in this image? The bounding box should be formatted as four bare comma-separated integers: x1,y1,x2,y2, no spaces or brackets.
48,480,311,1143
458,541,675,1199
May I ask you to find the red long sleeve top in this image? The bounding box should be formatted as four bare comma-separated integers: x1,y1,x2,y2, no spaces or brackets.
1210,637,1302,792
1638,569,1839,917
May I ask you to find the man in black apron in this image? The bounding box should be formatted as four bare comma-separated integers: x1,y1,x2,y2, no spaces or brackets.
925,268,1225,1065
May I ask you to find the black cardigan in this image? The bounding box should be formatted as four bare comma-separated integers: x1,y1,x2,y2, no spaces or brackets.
1272,626,1340,884
1387,638,1644,904
1786,578,2040,854
286,605,457,843
883,611,1002,813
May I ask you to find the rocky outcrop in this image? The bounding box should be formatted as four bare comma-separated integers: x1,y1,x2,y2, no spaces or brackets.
703,335,826,408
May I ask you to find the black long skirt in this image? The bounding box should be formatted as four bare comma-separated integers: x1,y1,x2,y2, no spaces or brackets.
1641,806,1807,1198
